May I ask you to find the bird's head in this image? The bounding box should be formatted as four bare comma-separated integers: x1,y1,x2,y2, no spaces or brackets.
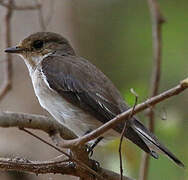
5,32,75,69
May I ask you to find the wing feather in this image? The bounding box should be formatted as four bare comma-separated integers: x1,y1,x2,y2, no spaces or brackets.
41,55,124,123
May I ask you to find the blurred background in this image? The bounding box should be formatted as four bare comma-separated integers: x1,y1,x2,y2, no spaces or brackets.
0,0,188,179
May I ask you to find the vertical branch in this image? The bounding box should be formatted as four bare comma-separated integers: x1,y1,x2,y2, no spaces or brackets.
0,0,13,101
37,0,54,31
0,0,43,101
139,1,165,180
119,89,138,180
37,4,46,31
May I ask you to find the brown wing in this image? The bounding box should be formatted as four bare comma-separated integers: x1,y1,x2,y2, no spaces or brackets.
41,55,127,123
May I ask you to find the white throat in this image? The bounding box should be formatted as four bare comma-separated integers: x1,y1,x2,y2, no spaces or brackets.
19,53,52,76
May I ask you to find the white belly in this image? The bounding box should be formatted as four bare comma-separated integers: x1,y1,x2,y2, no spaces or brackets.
31,69,118,143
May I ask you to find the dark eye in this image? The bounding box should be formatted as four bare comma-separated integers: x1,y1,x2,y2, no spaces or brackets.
33,40,44,49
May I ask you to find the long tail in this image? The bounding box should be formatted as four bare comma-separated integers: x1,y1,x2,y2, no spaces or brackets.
115,118,184,168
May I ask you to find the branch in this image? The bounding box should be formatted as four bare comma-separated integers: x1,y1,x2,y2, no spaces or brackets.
0,112,130,179
0,1,48,100
0,111,77,140
0,0,45,101
67,79,188,147
139,1,165,179
119,89,138,180
37,0,54,31
0,0,13,101
0,157,134,180
0,0,41,10
148,0,165,98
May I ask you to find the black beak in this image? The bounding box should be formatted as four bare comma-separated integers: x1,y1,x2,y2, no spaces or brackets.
4,46,24,54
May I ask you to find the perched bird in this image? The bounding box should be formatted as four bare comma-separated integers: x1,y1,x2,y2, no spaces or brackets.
5,32,184,167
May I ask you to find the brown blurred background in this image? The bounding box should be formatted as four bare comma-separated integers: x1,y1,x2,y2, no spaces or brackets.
0,0,188,179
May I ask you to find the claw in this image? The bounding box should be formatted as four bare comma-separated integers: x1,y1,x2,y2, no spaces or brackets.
66,161,76,169
90,159,100,172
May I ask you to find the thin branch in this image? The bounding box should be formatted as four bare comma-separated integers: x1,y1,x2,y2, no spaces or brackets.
20,128,72,157
0,0,13,101
0,0,41,10
0,0,42,101
44,0,54,28
148,0,165,98
139,1,165,180
68,79,188,147
37,3,46,31
20,128,103,180
0,111,77,140
119,89,138,180
37,0,54,31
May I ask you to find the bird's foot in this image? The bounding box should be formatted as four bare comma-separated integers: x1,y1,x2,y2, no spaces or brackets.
86,137,104,157
66,161,76,169
89,159,101,172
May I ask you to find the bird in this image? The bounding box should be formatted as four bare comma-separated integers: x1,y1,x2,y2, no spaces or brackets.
4,32,184,167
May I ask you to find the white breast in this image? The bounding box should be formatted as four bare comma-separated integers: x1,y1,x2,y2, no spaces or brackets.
29,67,118,143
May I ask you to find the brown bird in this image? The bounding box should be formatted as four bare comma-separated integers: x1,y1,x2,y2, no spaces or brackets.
5,32,184,167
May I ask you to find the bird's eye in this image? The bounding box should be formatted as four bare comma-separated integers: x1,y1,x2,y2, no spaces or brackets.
33,40,44,49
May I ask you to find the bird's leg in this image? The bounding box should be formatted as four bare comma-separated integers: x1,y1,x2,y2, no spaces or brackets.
89,159,101,172
86,137,104,157
66,160,76,169
84,130,104,156
89,137,104,155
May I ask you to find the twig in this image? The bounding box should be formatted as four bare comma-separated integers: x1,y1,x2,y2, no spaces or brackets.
44,0,54,28
139,1,165,180
119,89,138,180
0,0,41,10
20,128,103,180
20,128,71,157
1,113,103,179
0,0,13,101
68,79,188,147
37,3,46,31
37,0,54,31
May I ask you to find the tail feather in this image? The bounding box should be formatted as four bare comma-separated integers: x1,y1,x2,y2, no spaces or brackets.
116,118,185,168
124,122,159,159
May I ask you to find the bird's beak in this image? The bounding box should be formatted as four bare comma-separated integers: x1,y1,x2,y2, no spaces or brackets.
4,46,24,54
